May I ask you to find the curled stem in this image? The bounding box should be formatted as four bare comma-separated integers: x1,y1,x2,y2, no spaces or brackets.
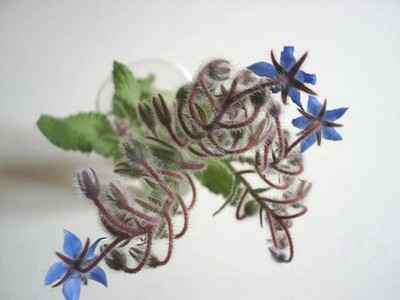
79,237,126,273
124,231,153,273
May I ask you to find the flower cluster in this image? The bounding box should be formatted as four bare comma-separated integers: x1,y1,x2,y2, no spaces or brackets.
42,46,347,300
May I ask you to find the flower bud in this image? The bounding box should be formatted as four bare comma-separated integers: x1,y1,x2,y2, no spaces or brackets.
205,59,232,81
152,94,171,126
76,168,100,200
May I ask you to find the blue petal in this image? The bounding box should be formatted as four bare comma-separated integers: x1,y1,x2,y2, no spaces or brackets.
63,230,83,259
62,276,81,300
322,127,343,141
247,62,277,78
294,71,305,83
323,107,348,122
280,46,296,70
44,262,67,285
288,88,303,108
300,71,317,85
86,238,106,260
300,133,317,152
307,96,321,116
89,266,108,287
292,116,310,129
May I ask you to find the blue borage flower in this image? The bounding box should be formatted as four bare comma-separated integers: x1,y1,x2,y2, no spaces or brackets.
44,230,107,300
291,96,348,152
248,46,317,108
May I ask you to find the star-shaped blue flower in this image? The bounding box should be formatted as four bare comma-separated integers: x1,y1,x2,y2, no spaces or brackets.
44,230,107,300
291,96,348,152
248,46,317,108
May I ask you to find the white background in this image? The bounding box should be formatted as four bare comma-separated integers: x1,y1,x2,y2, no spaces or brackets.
1,1,400,299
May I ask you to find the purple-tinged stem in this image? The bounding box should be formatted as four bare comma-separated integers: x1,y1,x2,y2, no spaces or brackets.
174,194,189,239
225,160,299,262
110,183,160,224
198,77,217,110
265,209,278,248
177,99,204,140
184,173,197,210
271,163,303,176
228,79,274,109
154,213,174,266
143,161,189,239
205,77,239,129
119,202,160,224
92,195,145,237
158,169,184,180
79,236,126,273
255,152,289,190
165,124,187,147
258,194,303,205
180,161,206,171
187,82,207,129
273,116,285,158
272,205,308,220
263,144,270,171
220,84,228,97
124,231,152,273
143,161,175,202
207,131,258,155
217,105,262,129
285,123,320,156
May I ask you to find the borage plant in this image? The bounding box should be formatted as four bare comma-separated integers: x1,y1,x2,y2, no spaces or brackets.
38,46,348,300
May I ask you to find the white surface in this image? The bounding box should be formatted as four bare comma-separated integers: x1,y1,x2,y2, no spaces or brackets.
1,1,400,299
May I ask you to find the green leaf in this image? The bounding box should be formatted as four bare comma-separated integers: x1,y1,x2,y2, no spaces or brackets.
138,74,155,100
195,160,234,198
112,61,141,122
37,112,120,159
112,95,139,124
113,61,141,106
